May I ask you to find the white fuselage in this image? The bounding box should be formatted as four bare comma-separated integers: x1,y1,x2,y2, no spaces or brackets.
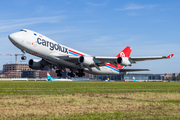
9,29,125,75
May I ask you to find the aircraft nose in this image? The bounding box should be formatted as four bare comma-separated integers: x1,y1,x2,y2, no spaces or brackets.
8,32,24,43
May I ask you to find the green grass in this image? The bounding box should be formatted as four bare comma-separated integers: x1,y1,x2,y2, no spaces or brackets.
161,99,180,104
0,81,179,89
0,81,179,119
0,81,179,95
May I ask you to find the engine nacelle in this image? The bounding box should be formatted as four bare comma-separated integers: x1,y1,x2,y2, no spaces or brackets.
116,57,132,66
78,56,94,66
29,59,43,70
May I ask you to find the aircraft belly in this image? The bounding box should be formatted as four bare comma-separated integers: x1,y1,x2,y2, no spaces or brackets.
20,41,78,69
84,66,121,75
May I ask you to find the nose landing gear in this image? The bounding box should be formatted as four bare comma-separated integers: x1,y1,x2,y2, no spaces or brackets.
21,56,27,60
21,50,27,60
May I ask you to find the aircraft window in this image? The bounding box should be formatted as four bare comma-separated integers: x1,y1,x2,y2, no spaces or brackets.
20,29,27,32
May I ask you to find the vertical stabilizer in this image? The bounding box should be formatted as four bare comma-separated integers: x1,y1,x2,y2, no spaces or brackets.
107,76,111,82
47,72,52,81
133,76,138,82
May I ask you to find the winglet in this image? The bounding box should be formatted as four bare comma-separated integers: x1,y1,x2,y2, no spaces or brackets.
167,54,174,58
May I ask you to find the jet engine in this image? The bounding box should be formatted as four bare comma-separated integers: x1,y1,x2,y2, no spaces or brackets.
78,56,94,66
116,57,132,66
29,59,48,70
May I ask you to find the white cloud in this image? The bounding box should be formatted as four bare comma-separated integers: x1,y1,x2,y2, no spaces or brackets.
127,12,138,16
35,5,45,13
41,30,78,35
78,20,98,23
93,36,112,42
0,16,65,32
87,2,107,6
131,44,178,57
124,4,145,10
115,4,157,10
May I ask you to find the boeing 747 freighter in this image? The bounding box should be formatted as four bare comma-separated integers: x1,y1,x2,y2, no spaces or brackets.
8,29,174,77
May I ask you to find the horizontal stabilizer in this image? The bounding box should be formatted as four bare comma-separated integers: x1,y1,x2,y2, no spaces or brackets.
119,69,149,72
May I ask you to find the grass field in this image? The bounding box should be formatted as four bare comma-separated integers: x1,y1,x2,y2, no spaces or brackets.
0,81,179,119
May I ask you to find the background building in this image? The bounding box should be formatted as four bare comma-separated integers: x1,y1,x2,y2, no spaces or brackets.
21,70,39,78
124,74,149,81
93,75,123,81
3,64,32,78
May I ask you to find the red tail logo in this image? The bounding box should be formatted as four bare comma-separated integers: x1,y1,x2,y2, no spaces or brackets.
119,52,125,57
116,46,132,57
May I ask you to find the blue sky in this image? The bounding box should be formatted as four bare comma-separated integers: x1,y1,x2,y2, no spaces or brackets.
0,0,179,74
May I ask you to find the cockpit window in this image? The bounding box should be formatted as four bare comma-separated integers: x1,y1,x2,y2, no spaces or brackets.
20,29,27,32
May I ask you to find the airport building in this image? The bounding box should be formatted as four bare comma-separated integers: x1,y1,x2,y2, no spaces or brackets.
93,75,123,81
93,74,149,81
21,70,39,78
124,74,149,81
93,73,180,81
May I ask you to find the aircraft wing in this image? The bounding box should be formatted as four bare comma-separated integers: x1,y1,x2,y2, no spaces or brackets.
93,57,117,63
52,54,174,68
94,54,174,63
129,54,174,62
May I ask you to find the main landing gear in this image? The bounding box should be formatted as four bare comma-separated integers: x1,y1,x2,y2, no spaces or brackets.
56,69,62,77
56,69,85,78
68,72,75,77
21,56,27,60
67,69,85,77
76,69,85,77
